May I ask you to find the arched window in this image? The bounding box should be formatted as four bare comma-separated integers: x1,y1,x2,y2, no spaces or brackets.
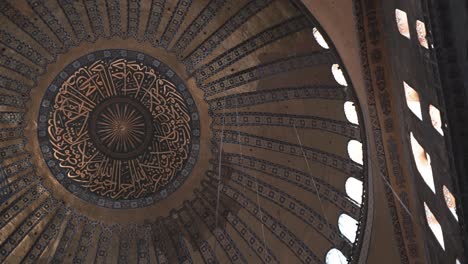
416,20,429,49
410,133,435,193
332,64,348,86
338,214,358,243
395,9,410,39
429,105,444,136
443,186,458,221
347,140,363,165
326,248,348,264
424,202,445,250
312,27,330,49
344,101,359,125
404,82,423,120
345,177,363,205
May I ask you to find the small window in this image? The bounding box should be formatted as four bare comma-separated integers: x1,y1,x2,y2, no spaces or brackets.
410,133,435,193
312,28,330,49
404,82,423,120
396,9,410,39
338,214,358,242
345,177,363,205
347,140,363,165
429,105,444,135
332,64,348,86
416,20,429,49
424,202,445,250
443,186,458,221
344,101,359,125
326,248,348,264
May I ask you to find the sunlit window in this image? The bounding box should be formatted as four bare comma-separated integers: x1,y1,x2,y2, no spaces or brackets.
424,202,445,250
326,248,348,264
443,186,458,221
312,27,330,49
416,20,429,49
347,140,363,165
346,177,363,205
396,9,410,39
404,82,423,120
338,214,358,243
332,64,348,86
429,105,444,136
410,133,435,193
344,101,359,125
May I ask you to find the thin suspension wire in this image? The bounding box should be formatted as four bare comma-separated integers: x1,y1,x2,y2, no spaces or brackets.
289,36,343,264
293,124,346,264
295,122,414,264
235,101,246,194
214,97,226,258
234,96,268,257
292,124,333,229
378,170,413,219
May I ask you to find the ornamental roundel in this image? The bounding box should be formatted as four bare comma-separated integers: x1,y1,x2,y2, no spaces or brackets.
37,50,200,209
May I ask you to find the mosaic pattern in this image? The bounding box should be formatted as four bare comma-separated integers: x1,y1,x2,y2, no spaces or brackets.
27,0,75,49
84,0,105,39
58,0,89,42
38,50,200,208
183,0,274,70
0,1,58,56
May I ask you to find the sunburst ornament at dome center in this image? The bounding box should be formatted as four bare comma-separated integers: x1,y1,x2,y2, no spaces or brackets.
89,96,154,160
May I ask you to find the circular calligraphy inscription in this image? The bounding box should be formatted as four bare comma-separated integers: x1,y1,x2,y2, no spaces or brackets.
38,50,200,209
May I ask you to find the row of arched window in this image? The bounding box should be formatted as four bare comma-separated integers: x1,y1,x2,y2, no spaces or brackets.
320,7,462,264
322,7,461,263
397,8,460,263
314,27,364,264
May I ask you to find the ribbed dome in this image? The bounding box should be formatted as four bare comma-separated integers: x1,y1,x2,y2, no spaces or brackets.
0,0,366,263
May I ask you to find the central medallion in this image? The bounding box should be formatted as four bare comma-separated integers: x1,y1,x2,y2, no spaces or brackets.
38,50,200,208
89,96,154,160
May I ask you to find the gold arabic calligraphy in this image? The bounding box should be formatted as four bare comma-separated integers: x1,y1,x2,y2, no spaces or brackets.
48,59,192,199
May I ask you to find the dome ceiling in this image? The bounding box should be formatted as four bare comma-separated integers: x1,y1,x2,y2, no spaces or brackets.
0,0,367,263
